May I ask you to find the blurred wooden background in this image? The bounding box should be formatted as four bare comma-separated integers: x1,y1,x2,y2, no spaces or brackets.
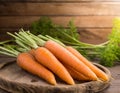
0,0,120,44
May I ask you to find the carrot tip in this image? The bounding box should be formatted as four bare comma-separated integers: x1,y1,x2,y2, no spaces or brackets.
69,81,75,85
49,80,57,85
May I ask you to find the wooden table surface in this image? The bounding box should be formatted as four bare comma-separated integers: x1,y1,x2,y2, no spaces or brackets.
0,55,120,93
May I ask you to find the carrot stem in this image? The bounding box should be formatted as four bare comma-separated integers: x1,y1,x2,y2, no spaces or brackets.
15,40,30,51
26,31,45,46
0,46,19,56
18,30,38,48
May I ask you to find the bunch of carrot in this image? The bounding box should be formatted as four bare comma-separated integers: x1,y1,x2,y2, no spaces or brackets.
0,30,109,85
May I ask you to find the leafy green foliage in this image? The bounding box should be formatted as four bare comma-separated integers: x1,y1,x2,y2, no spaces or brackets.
100,18,120,66
31,17,80,46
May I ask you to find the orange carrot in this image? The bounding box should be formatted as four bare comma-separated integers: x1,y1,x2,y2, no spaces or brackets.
66,46,109,81
29,49,35,55
44,40,98,81
64,65,90,81
34,47,75,85
17,52,56,85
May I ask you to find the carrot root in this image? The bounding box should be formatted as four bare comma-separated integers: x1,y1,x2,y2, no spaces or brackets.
65,65,90,81
44,40,98,81
17,52,56,85
35,47,75,85
66,46,109,82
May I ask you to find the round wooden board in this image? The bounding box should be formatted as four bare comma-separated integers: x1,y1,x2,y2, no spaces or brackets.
0,61,111,93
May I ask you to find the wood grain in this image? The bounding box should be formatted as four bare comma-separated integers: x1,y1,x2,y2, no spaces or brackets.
1,2,120,16
78,28,111,44
0,16,116,28
0,28,19,34
0,61,111,93
0,1,118,43
0,0,120,2
0,88,9,93
102,65,120,93
0,35,11,41
0,56,120,93
0,28,112,44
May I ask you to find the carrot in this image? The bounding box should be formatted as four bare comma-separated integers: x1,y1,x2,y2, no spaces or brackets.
17,52,56,85
44,40,98,81
9,31,97,81
34,47,75,85
64,65,90,81
66,46,109,81
26,47,90,81
29,49,35,55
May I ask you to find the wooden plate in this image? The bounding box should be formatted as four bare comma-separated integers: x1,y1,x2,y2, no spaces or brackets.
0,61,111,93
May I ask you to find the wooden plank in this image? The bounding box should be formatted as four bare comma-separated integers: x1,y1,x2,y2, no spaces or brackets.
0,28,28,34
0,62,111,93
0,88,9,93
1,2,120,16
0,28,112,44
0,57,120,93
0,35,10,41
0,0,120,2
0,16,39,28
102,65,120,93
0,28,22,41
78,28,111,44
0,16,116,28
